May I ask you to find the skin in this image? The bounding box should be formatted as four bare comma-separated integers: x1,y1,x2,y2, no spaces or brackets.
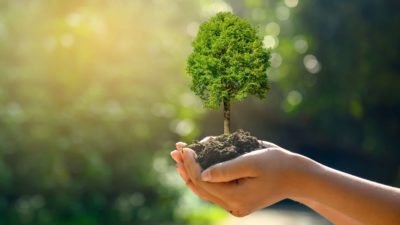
170,140,400,225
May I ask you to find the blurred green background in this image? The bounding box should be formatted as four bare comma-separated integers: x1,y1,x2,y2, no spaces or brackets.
0,0,398,224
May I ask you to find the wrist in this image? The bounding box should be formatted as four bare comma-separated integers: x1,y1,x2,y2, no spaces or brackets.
284,152,321,201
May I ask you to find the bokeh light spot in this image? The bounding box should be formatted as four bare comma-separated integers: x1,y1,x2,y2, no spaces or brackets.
153,157,168,173
171,119,194,136
284,0,299,8
303,54,321,74
151,103,175,118
89,16,106,35
270,52,282,68
263,35,278,49
180,92,202,108
293,35,308,54
276,6,290,21
60,33,75,48
265,22,280,36
66,12,82,27
201,0,232,17
129,193,145,207
287,90,303,106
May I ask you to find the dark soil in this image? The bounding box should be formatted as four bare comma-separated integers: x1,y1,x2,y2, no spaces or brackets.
188,130,263,170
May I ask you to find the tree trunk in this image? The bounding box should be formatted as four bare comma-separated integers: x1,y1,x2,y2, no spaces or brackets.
223,99,230,135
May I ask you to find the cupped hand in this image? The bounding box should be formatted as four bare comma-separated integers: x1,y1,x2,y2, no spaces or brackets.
170,139,301,217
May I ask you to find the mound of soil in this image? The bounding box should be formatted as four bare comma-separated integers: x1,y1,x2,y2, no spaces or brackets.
188,130,263,170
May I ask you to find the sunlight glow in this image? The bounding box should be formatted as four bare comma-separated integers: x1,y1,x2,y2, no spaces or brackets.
0,20,8,40
201,0,233,17
89,16,106,35
66,12,82,27
186,22,199,37
43,36,57,52
6,102,23,118
60,33,75,48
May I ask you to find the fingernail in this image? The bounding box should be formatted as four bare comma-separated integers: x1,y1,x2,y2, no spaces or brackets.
201,169,211,181
176,142,186,151
170,151,178,161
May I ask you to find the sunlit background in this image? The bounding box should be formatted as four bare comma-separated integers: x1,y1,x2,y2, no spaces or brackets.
0,0,399,224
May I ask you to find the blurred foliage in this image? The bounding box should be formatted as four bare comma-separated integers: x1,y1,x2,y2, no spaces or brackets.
297,0,400,157
0,0,399,224
0,0,205,224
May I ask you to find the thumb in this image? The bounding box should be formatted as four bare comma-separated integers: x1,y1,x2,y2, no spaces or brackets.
201,155,257,182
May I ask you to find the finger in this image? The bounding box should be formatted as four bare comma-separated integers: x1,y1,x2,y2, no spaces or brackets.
176,142,187,152
201,153,258,182
186,180,231,211
170,150,183,163
176,163,189,182
186,180,211,202
186,180,202,197
181,148,202,182
181,148,236,200
200,136,215,143
178,158,231,208
260,140,279,148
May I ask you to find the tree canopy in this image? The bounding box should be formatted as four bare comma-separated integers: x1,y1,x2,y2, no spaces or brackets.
187,12,270,110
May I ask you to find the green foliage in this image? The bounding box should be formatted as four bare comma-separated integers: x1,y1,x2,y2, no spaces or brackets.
181,205,227,225
187,12,270,109
0,0,202,224
297,0,400,158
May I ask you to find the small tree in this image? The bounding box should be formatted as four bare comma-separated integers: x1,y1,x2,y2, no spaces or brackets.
187,12,270,135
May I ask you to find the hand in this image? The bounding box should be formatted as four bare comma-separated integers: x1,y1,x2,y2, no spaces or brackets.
170,139,302,217
171,139,400,225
